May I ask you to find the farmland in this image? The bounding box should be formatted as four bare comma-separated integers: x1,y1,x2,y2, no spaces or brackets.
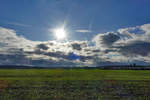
0,69,150,100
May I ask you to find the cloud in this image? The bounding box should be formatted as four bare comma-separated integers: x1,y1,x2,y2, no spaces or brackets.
70,41,88,50
0,27,35,51
1,23,150,67
36,44,49,50
111,24,150,58
0,27,94,66
92,32,120,49
7,22,31,27
117,41,150,57
91,23,150,65
76,29,92,33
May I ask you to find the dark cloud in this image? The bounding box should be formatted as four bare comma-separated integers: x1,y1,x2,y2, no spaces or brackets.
71,41,88,50
93,32,120,48
36,44,49,50
118,41,150,57
0,53,28,65
103,49,117,53
92,49,100,52
28,50,83,61
71,43,82,50
101,32,120,47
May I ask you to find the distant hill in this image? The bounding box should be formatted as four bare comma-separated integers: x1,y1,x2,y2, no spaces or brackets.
0,65,150,70
98,65,150,70
0,65,35,69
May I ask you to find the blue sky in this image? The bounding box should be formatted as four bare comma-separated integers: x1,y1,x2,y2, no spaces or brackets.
1,0,150,41
1,0,150,66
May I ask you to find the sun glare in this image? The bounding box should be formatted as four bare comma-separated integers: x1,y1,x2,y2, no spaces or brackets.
54,28,66,40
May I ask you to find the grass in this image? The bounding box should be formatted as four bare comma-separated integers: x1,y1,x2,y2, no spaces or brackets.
0,69,150,100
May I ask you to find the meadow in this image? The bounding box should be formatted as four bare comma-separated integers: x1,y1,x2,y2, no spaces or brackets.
0,69,150,100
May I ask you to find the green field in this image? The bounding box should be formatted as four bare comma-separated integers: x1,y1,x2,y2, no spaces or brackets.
0,69,150,100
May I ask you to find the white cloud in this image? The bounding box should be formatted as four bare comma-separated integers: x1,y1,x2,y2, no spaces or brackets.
0,27,95,66
7,22,31,27
1,23,150,67
76,29,92,33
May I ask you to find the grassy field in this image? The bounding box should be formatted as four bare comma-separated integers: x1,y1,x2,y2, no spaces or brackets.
0,69,150,100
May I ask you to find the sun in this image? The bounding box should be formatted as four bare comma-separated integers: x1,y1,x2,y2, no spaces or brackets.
53,28,66,40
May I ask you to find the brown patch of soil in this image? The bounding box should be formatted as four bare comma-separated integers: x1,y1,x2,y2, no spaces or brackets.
0,80,8,92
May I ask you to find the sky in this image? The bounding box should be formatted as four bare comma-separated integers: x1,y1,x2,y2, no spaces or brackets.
0,0,150,67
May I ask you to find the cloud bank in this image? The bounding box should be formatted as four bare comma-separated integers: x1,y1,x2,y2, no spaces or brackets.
0,23,150,67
